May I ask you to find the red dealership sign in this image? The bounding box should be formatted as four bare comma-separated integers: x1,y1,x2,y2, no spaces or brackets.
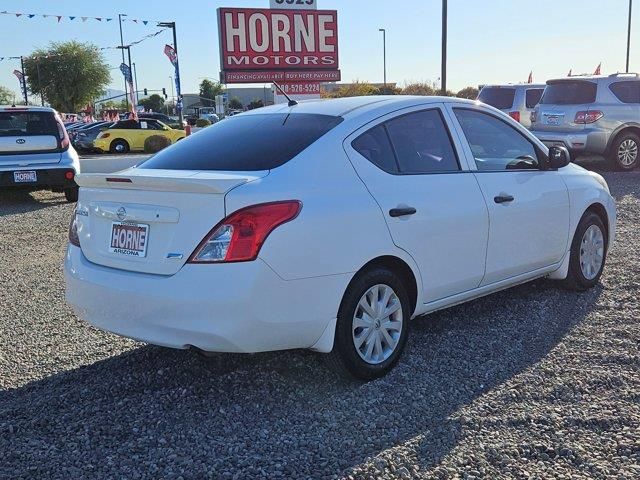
218,7,339,83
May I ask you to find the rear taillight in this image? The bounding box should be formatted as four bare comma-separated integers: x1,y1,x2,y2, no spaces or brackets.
188,201,302,263
574,110,604,124
69,212,80,247
530,111,538,123
508,111,520,123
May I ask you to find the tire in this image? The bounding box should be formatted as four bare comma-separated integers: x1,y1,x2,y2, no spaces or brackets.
64,186,79,203
563,211,608,291
325,267,411,380
110,139,130,154
609,131,639,171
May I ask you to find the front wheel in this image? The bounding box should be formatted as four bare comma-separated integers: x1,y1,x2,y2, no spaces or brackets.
563,211,608,291
110,139,130,154
609,132,639,171
325,267,410,380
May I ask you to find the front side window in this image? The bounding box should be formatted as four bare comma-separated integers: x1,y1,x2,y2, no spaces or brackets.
454,109,539,171
113,120,140,130
610,81,640,104
525,89,544,108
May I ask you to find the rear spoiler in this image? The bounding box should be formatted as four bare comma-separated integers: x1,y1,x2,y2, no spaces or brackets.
75,170,267,194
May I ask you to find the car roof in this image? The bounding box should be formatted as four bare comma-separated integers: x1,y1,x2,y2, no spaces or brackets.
0,105,57,113
481,84,546,89
240,95,479,119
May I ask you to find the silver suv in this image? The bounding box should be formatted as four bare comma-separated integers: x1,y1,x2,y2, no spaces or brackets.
477,84,546,128
0,106,80,202
531,73,640,170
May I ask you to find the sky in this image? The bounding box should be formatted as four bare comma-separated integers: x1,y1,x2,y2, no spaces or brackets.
0,0,637,103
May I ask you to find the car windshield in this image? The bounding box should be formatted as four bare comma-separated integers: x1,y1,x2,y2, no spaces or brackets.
0,111,58,137
139,113,344,171
478,87,516,110
540,81,597,105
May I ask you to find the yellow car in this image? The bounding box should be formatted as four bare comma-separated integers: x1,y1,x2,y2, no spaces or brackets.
94,119,185,153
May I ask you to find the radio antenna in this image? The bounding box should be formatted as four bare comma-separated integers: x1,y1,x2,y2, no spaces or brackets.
273,82,298,107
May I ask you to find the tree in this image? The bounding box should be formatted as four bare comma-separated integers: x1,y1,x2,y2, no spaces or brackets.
99,99,128,112
324,81,381,98
199,79,224,107
247,98,264,110
0,86,14,105
456,86,479,100
400,82,436,96
228,97,243,110
138,94,165,113
23,41,110,112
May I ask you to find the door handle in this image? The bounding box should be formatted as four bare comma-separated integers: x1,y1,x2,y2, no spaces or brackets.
494,195,515,204
389,207,417,217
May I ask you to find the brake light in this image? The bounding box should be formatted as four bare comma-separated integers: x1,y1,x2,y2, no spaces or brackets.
68,212,80,247
65,171,74,180
508,111,520,122
574,111,604,124
188,201,302,263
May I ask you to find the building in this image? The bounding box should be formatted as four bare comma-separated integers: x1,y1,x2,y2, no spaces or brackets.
183,87,275,114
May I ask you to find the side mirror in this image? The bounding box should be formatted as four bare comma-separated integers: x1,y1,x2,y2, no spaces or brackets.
544,145,571,170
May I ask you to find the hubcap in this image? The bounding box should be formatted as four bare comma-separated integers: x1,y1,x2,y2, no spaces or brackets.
352,284,403,365
579,224,605,280
116,143,125,152
618,139,638,166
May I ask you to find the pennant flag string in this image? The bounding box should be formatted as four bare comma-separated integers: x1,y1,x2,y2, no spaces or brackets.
0,10,161,25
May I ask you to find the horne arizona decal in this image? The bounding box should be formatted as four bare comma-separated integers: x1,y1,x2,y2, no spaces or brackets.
218,8,339,73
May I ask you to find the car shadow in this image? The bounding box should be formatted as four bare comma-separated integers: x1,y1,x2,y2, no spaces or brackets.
0,190,67,216
0,278,602,478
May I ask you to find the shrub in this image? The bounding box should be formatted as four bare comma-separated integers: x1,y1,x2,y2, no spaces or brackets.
144,135,172,154
195,118,212,128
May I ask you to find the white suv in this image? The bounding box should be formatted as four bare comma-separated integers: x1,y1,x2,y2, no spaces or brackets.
0,106,80,202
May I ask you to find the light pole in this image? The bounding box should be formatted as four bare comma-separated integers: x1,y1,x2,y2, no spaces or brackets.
132,62,140,103
169,76,175,114
441,0,448,95
158,21,183,125
118,14,129,109
379,28,387,93
626,0,633,72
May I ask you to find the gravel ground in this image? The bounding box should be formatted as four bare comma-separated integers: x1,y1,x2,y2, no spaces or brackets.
0,165,638,479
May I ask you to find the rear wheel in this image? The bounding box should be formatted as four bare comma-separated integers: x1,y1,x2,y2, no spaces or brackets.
325,267,410,380
563,211,607,291
609,132,639,171
110,139,130,154
64,186,78,203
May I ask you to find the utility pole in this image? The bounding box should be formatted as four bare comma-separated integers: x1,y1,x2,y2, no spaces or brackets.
379,29,387,93
441,0,448,95
132,62,140,103
169,76,175,114
626,0,633,72
118,14,129,109
19,56,28,105
35,59,44,106
158,21,183,125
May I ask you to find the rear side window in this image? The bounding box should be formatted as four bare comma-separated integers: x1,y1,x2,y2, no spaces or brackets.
478,87,516,110
140,113,343,171
0,111,58,137
525,89,544,108
540,81,597,105
352,125,398,173
610,81,640,104
113,120,140,130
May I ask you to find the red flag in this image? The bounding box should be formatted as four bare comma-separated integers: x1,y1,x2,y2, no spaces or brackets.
527,71,533,84
594,63,601,75
568,69,572,77
164,44,178,66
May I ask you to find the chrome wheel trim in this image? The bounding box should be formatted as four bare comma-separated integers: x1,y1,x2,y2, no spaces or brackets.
579,224,605,280
352,284,403,365
618,139,638,166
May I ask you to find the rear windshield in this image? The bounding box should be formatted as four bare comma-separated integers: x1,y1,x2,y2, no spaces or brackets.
0,111,58,137
478,87,516,110
540,81,597,105
140,113,343,171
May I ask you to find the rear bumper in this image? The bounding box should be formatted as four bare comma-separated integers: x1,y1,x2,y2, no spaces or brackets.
531,129,608,155
0,166,77,190
64,246,348,353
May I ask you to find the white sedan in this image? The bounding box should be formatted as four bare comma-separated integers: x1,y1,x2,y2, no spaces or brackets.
65,96,616,379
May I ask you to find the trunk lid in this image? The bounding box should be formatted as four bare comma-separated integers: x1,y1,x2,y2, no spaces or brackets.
534,79,598,132
74,169,268,275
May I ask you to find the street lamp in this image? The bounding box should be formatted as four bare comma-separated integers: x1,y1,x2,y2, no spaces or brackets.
441,0,448,95
379,28,387,93
626,0,633,72
118,13,128,109
169,76,175,114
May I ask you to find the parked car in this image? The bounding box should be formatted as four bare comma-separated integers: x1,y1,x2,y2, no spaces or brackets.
93,119,186,153
530,73,640,170
65,96,616,379
477,84,545,128
198,108,220,124
73,122,115,152
0,106,80,202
